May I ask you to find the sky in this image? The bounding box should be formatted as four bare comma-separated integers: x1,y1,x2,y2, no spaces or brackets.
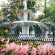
0,0,8,5
0,0,8,9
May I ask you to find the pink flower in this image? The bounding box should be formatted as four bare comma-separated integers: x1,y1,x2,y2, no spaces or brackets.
0,53,5,55
20,51,28,55
1,40,55,55
22,45,29,52
44,43,53,52
6,38,9,44
52,48,55,55
20,45,29,55
1,48,6,52
18,43,23,52
10,42,19,49
5,42,19,51
53,48,55,53
38,45,46,55
31,47,36,55
5,44,11,51
13,43,29,55
38,49,46,55
0,38,4,42
48,50,53,55
13,49,19,55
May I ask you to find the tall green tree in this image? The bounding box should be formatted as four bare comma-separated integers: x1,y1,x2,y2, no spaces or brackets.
44,0,55,22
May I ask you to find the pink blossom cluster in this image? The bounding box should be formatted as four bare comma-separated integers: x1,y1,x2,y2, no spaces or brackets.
0,42,36,55
38,44,55,55
0,38,55,55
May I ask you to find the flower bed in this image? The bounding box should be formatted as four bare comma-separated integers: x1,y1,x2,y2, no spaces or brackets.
0,37,55,55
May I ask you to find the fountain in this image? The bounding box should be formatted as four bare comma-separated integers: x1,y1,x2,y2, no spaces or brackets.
12,0,55,40
0,0,55,40
13,0,40,39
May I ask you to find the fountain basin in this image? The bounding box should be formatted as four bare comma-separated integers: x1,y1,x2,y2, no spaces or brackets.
13,21,40,26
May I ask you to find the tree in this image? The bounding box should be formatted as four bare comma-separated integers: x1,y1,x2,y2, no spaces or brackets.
43,0,55,22
34,0,55,34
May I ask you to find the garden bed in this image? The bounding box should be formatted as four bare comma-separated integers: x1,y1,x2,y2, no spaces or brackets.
0,37,55,55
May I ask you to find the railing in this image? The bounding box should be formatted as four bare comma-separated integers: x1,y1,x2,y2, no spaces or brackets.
3,33,55,38
2,33,55,45
19,34,54,37
3,34,19,39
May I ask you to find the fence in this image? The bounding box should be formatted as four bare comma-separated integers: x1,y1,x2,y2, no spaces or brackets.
2,33,55,45
0,31,55,45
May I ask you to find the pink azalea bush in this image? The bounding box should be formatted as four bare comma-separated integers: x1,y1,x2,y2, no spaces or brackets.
0,38,55,55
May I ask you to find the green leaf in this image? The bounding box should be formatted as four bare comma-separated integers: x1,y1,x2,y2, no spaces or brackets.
0,51,6,54
3,45,6,48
